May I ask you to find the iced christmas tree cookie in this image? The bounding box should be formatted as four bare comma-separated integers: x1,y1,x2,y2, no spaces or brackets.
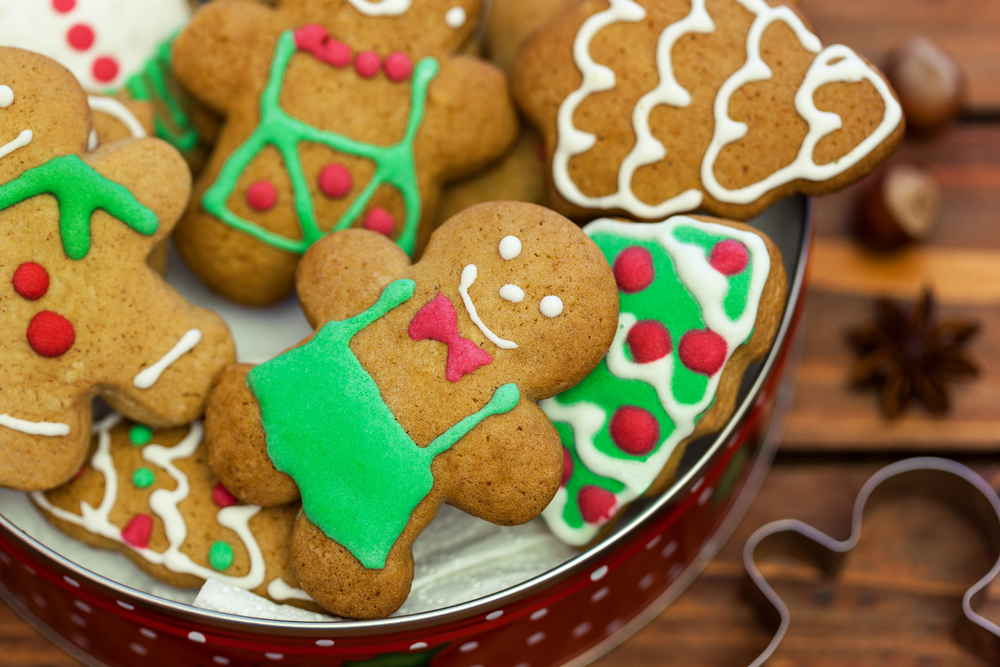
541,215,786,546
171,0,519,305
205,201,618,617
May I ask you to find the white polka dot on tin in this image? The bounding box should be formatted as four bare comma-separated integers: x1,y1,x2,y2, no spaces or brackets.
526,632,545,646
31,594,48,609
265,653,284,661
486,610,504,621
410,642,428,651
590,587,609,603
74,600,92,614
316,639,335,647
140,628,157,640
661,540,678,559
212,657,230,665
645,535,661,550
667,563,684,582
590,565,608,581
188,631,206,643
606,619,625,635
638,573,656,591
571,622,591,638
513,663,530,667
130,643,148,656
530,608,548,621
698,487,713,506
690,476,705,493
69,613,87,627
23,564,36,575
63,575,80,588
0,551,11,565
72,633,90,649
459,642,479,652
117,600,135,610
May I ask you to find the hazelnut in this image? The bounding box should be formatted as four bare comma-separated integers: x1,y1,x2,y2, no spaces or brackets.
885,36,965,134
856,162,942,250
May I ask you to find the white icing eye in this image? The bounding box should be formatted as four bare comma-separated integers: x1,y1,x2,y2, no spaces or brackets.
0,85,13,108
498,235,521,260
87,130,98,151
540,295,563,318
499,284,524,303
445,6,466,28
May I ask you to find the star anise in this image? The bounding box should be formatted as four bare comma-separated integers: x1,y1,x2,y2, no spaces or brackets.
846,288,979,418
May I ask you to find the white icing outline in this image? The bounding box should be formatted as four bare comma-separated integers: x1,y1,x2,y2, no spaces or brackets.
345,0,412,17
0,413,70,437
133,329,202,389
499,284,525,303
267,577,313,602
541,216,770,545
0,129,32,160
31,415,268,590
459,265,518,350
87,96,148,140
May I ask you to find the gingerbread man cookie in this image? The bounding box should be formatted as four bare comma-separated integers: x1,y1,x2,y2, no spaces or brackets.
0,47,235,491
171,0,520,305
205,201,619,618
513,0,904,222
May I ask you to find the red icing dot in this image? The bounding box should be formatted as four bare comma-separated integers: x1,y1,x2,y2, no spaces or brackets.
73,465,85,479
246,180,277,211
212,483,238,508
613,246,655,293
678,329,727,376
354,51,381,78
364,207,395,236
626,320,671,364
384,52,412,82
609,406,660,456
67,24,94,51
578,486,617,524
321,38,352,68
92,56,119,83
561,448,574,487
294,24,327,51
709,239,749,276
318,163,352,198
27,311,75,357
52,0,75,13
13,262,50,300
121,514,153,550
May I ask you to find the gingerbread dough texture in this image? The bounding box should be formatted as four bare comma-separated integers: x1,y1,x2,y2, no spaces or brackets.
172,0,520,305
206,201,619,618
0,48,235,491
513,0,905,222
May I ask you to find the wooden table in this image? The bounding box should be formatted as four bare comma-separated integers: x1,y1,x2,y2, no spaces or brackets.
3,1,999,664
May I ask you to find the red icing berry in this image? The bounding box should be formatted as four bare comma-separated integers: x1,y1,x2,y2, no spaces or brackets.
613,246,655,293
709,239,749,276
318,164,352,198
53,0,75,13
212,483,239,508
27,311,75,357
246,180,277,211
578,485,617,524
354,51,381,78
678,329,727,376
609,406,660,456
561,448,574,487
92,56,119,83
626,320,671,363
13,262,50,300
67,24,94,51
384,52,412,82
364,207,395,236
320,39,352,68
121,514,153,549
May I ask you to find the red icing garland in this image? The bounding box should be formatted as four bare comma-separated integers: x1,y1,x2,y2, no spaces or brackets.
27,311,75,357
408,293,493,382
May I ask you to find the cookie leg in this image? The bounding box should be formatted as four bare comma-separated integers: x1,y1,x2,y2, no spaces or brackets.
0,393,92,491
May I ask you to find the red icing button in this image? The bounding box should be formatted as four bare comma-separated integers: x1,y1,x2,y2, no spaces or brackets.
52,0,75,12
27,311,75,357
354,51,381,78
121,514,153,549
613,246,655,293
364,207,395,236
13,262,50,300
67,24,94,51
320,38,352,68
578,485,617,524
561,448,574,487
709,239,749,276
246,180,278,211
318,163,352,198
626,320,671,363
294,24,327,51
609,405,660,456
92,56,119,83
384,52,412,82
212,483,239,508
678,329,727,376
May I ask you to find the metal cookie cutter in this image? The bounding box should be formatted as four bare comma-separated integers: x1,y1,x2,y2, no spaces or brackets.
743,457,1000,665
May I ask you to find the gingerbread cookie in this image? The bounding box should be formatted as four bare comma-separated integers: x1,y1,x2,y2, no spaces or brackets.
171,0,520,305
0,47,235,491
33,414,319,610
541,214,786,545
205,201,619,618
513,0,904,222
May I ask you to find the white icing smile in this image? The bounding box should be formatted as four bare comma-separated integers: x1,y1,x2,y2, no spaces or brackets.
459,264,518,350
133,329,203,389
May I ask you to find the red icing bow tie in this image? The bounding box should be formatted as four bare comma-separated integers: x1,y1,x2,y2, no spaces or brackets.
408,293,492,382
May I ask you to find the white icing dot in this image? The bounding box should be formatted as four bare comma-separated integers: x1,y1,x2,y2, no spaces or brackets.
590,565,608,581
188,631,206,643
499,284,524,302
130,643,148,656
498,235,521,260
316,640,335,647
638,573,656,591
117,600,135,610
661,540,678,558
74,600,92,613
31,594,48,609
88,129,98,151
459,642,479,652
265,653,284,661
590,587,609,602
540,295,563,318
0,85,13,108
526,632,546,646
213,658,231,666
410,642,428,650
571,622,591,638
530,608,548,621
140,628,157,639
645,535,662,550
698,487,713,506
63,575,80,588
486,610,504,621
445,6,466,28
70,613,87,627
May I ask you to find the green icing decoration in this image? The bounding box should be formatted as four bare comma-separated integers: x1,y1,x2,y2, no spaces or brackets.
125,37,200,153
209,541,234,571
129,424,153,446
202,30,438,257
248,280,519,569
670,225,752,322
132,467,155,489
0,155,158,260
